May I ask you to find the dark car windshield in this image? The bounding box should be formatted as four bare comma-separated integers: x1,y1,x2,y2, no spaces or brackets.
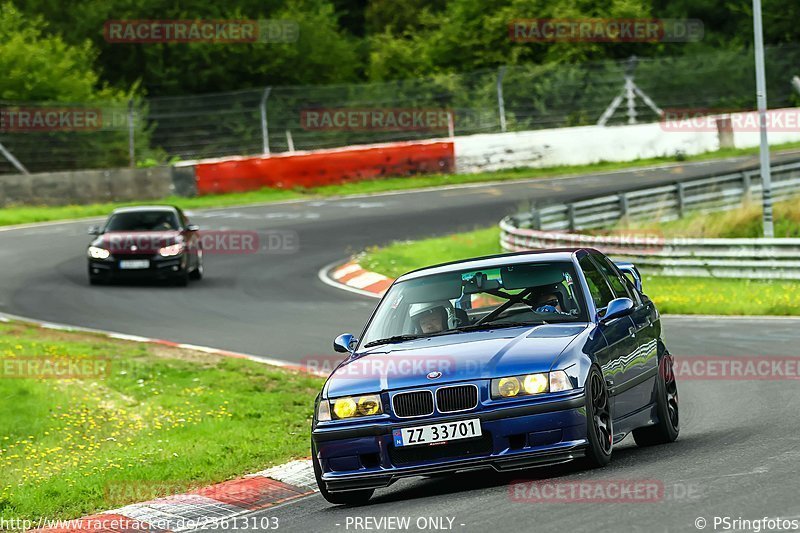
360,260,587,348
104,211,180,232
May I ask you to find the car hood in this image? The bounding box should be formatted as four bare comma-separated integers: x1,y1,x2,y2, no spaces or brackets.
325,324,591,398
92,231,183,254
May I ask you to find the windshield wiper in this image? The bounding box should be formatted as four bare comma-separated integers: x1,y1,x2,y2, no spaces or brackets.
363,334,427,348
456,320,547,332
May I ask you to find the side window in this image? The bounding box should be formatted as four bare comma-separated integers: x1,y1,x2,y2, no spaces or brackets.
579,256,614,310
593,254,633,300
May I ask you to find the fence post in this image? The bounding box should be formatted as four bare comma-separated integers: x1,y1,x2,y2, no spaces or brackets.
676,182,685,218
742,171,752,199
128,98,135,168
567,204,576,232
619,192,629,218
260,87,272,155
497,66,507,133
530,207,541,230
0,142,29,174
285,130,295,152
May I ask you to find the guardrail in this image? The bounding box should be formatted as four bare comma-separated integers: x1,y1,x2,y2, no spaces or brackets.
500,160,800,279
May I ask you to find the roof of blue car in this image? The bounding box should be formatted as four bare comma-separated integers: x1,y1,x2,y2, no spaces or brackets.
396,248,595,282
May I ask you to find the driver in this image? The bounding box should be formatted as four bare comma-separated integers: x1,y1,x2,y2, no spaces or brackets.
534,291,566,314
410,302,450,334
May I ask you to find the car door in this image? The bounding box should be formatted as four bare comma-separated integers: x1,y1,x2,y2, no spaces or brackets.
578,254,637,422
592,253,658,417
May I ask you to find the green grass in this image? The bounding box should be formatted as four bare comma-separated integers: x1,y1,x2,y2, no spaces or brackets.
615,195,800,238
3,141,800,227
0,322,323,520
357,226,800,316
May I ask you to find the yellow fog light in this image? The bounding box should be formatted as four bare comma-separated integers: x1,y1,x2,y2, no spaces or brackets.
357,395,381,416
523,373,549,394
332,397,357,419
498,377,521,397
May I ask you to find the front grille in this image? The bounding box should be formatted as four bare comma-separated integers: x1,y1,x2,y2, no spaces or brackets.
389,432,493,465
392,390,434,418
436,385,479,413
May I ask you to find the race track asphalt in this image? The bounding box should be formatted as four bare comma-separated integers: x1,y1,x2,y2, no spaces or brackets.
1,151,799,532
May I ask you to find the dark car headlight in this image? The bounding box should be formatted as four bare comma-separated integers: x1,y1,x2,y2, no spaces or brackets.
491,371,575,399
325,394,383,420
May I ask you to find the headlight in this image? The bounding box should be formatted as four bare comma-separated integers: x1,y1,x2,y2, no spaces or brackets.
159,243,185,257
330,394,383,420
492,371,575,399
87,246,110,259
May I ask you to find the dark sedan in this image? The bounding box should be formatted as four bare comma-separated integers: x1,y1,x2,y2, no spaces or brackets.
87,206,203,286
312,248,679,505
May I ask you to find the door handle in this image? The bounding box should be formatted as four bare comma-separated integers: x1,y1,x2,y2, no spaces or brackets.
628,326,636,338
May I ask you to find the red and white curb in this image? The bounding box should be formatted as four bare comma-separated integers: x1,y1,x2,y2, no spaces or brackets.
38,461,317,532
318,260,393,299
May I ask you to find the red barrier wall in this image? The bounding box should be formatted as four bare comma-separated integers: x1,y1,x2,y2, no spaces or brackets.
194,141,455,195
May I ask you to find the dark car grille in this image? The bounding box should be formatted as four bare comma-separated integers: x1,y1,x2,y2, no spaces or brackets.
392,391,434,418
389,432,493,465
436,385,479,413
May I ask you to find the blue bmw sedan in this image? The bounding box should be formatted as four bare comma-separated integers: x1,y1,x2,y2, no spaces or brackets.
312,248,679,505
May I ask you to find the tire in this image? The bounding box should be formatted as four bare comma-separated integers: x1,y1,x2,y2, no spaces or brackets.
633,353,679,446
312,440,374,506
189,251,204,280
581,367,613,468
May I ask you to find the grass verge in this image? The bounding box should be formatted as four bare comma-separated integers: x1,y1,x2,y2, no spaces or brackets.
0,321,323,520
615,195,800,238
357,226,800,316
3,141,800,227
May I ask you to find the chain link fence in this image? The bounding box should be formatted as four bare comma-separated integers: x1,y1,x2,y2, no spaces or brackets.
2,44,800,174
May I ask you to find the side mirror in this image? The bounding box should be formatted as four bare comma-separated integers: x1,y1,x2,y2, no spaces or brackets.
333,333,357,354
186,224,200,232
599,297,634,324
88,225,101,236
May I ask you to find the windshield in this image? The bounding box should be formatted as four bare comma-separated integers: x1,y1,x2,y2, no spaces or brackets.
105,211,180,232
360,260,587,348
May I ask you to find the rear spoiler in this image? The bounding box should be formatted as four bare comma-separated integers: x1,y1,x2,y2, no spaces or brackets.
614,261,643,292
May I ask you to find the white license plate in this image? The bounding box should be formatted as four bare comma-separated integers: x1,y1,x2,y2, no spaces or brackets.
393,418,481,447
119,260,150,270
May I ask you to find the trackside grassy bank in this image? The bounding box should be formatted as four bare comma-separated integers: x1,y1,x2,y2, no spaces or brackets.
357,227,800,316
0,321,323,520
2,141,800,227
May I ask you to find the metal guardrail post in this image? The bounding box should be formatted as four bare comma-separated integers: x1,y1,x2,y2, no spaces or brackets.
675,182,686,218
742,171,752,198
530,208,541,230
619,192,629,218
260,87,272,155
567,204,576,232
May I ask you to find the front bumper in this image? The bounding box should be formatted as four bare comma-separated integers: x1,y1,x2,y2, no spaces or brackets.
313,393,588,492
88,254,187,281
